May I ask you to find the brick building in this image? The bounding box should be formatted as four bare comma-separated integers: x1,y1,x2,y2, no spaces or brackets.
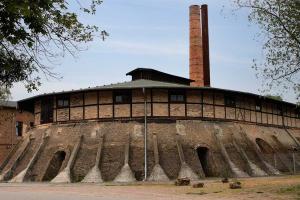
16,70,300,128
0,101,34,163
0,5,300,183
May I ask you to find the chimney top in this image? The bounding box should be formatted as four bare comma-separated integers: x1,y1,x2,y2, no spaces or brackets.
189,4,210,87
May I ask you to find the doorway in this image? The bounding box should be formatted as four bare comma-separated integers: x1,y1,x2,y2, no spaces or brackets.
197,147,211,177
42,151,66,181
41,97,54,124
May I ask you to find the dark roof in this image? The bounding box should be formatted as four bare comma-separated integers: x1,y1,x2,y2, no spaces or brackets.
126,68,194,85
17,79,297,107
126,68,189,77
98,79,189,89
18,79,189,103
0,101,17,108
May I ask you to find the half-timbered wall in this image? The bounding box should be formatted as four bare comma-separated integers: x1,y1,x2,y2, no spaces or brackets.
33,89,300,128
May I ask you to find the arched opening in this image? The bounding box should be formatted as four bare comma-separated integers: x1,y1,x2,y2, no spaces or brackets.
134,170,144,181
42,151,66,181
196,147,211,177
255,138,274,154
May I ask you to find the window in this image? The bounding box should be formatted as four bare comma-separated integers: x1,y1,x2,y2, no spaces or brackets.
277,104,283,115
169,90,185,103
57,95,70,108
30,122,34,128
255,100,262,111
41,97,54,124
224,95,236,107
114,90,131,104
16,121,23,137
296,107,300,119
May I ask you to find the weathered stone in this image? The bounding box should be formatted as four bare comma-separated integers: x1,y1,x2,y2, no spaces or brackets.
178,162,199,181
232,139,267,177
81,166,102,183
229,181,242,189
222,178,229,183
175,134,199,181
192,182,204,188
213,125,249,178
148,164,169,182
0,137,32,182
51,135,83,183
1,119,300,184
148,134,169,182
114,164,136,183
10,133,49,183
82,132,104,183
114,134,136,183
175,178,190,186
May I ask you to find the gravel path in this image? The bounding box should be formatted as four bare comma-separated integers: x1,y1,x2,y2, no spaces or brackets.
0,176,299,200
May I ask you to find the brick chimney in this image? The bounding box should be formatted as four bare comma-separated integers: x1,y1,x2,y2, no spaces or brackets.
189,5,210,87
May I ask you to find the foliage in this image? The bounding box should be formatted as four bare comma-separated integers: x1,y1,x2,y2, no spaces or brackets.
234,0,300,98
0,0,108,99
0,86,10,100
265,94,283,101
277,184,300,198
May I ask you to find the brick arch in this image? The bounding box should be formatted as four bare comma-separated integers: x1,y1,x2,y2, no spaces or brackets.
196,146,211,177
42,150,66,181
255,138,274,154
194,142,209,148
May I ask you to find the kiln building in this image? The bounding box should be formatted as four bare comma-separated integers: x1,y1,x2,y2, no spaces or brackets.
0,5,300,183
17,67,300,129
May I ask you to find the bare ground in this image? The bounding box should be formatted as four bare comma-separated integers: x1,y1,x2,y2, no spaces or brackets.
1,175,300,200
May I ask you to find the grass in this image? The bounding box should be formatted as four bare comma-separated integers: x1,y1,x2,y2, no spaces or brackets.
278,184,300,199
182,176,300,199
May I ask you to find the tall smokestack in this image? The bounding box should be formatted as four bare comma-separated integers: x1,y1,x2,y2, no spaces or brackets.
189,5,210,87
201,5,210,87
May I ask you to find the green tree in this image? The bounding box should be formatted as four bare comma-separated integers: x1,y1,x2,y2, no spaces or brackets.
0,0,108,100
0,87,10,100
234,0,300,98
265,94,283,101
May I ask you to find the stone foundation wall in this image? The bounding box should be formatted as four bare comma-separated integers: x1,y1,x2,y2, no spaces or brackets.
1,119,300,183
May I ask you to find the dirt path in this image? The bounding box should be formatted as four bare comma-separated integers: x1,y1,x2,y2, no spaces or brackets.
0,175,300,200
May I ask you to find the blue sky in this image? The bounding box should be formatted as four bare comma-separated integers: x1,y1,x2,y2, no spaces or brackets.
10,0,297,102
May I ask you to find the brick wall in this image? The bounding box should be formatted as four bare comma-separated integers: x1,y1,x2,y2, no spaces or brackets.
16,110,34,136
0,107,34,163
0,108,15,163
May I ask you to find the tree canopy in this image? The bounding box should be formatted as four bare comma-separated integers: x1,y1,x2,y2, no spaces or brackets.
234,0,300,99
0,0,107,100
265,94,283,101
